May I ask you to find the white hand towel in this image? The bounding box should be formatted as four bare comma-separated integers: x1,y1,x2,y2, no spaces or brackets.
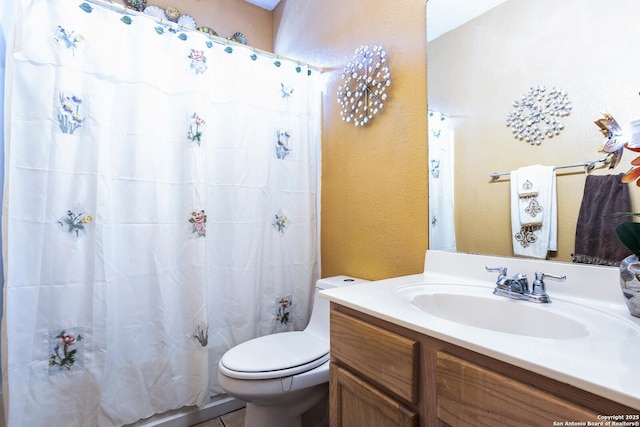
510,166,557,259
517,165,544,226
548,172,558,252
517,165,540,198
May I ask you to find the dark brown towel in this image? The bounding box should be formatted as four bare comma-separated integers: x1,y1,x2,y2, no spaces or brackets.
572,173,632,266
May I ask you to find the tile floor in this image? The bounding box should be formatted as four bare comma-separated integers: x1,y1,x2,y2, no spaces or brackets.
191,408,245,427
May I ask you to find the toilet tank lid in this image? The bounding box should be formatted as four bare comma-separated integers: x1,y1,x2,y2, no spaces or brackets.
316,275,369,290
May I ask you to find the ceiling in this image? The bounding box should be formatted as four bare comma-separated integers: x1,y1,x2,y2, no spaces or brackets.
427,0,507,42
244,0,281,11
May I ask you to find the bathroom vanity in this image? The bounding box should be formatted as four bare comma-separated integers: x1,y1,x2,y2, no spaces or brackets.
320,250,640,426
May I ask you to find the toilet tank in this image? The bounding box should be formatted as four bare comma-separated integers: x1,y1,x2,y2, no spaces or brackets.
303,275,369,341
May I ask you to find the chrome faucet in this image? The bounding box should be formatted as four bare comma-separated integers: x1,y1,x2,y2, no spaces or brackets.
485,266,566,303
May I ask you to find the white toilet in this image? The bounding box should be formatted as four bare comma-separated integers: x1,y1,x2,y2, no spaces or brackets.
218,275,368,427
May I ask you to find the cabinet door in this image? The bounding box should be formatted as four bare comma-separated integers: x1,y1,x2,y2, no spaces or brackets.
330,309,419,404
436,352,602,426
330,364,418,427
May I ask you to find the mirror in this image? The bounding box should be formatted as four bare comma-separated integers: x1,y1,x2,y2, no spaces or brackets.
427,0,640,263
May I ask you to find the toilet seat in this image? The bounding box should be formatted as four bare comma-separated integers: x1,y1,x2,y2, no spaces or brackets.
219,331,329,380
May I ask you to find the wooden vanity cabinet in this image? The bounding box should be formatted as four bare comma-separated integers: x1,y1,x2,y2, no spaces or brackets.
329,303,639,427
330,308,419,427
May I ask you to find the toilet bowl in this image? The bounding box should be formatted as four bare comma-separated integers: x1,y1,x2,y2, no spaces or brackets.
218,275,368,427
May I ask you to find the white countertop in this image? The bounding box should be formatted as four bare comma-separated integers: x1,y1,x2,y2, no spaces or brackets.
320,250,640,411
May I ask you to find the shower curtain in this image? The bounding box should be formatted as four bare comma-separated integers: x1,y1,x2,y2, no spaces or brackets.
0,1,320,426
428,111,456,252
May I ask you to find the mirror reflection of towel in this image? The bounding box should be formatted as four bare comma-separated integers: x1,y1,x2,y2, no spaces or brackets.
572,173,631,266
517,165,545,227
510,165,557,259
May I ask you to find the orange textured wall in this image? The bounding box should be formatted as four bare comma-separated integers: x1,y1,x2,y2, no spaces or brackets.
273,0,429,280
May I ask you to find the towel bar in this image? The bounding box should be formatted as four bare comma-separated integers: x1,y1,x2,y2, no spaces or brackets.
489,157,611,180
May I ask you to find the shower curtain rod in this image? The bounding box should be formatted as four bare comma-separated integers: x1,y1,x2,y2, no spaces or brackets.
489,156,612,180
83,0,324,73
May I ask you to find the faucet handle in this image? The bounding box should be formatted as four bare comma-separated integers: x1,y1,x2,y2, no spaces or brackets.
485,266,507,277
486,266,510,289
532,271,566,295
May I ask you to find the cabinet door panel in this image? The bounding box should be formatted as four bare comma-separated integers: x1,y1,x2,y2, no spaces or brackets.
330,364,418,427
331,310,418,403
436,352,601,426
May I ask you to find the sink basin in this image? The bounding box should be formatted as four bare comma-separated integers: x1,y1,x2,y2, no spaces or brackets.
395,284,589,339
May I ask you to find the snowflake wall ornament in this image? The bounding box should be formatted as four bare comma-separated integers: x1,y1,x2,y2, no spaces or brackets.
506,86,572,145
337,44,391,127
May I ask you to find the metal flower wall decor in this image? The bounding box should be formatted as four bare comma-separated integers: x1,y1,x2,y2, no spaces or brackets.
506,86,572,145
337,44,391,127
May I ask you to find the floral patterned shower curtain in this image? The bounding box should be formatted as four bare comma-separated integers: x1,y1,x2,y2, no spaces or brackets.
428,111,456,252
0,1,320,426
